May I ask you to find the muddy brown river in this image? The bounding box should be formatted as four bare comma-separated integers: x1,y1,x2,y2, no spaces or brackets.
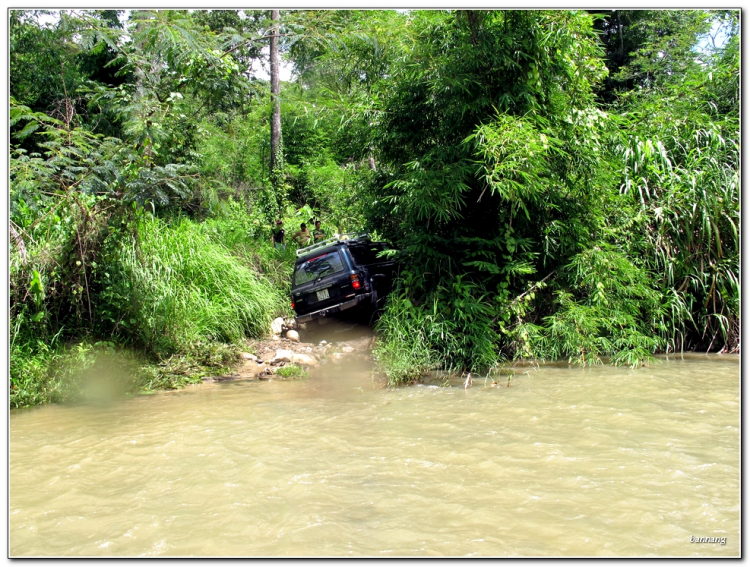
10,352,739,557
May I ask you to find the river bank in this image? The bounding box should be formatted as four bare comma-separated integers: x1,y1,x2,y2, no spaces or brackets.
204,334,376,384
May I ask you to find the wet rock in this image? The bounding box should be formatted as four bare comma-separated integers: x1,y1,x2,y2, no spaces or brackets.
284,318,297,330
241,352,257,361
256,367,274,379
271,317,285,336
330,352,346,363
291,353,318,367
258,353,272,363
271,349,293,364
286,330,300,343
341,345,355,353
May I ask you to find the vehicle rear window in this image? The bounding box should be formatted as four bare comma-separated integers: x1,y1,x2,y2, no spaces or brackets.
294,251,345,285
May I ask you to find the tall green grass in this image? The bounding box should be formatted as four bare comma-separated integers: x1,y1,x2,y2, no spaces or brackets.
198,198,298,297
10,208,291,408
111,215,285,355
373,294,439,386
374,278,500,386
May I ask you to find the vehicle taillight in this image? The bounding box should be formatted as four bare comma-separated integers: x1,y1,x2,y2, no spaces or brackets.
350,274,361,290
291,300,296,310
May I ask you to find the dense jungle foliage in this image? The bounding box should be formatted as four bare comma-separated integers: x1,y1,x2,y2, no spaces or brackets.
9,9,739,405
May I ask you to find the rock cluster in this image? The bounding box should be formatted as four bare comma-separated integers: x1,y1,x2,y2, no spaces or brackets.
270,317,299,341
201,324,375,384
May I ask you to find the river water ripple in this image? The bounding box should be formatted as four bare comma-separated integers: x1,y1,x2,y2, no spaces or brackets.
10,354,739,557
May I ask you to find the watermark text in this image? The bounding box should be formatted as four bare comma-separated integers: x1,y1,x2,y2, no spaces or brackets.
691,535,726,545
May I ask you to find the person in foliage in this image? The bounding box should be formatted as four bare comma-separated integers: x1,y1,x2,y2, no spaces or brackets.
292,223,313,248
312,220,326,242
271,220,285,250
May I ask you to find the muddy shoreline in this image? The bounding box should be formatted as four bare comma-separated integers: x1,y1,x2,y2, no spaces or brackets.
203,324,377,383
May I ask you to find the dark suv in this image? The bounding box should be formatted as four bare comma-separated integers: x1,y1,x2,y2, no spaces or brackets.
291,234,397,325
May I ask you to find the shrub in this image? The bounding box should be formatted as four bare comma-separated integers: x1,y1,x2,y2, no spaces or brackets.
373,291,440,386
275,364,308,378
101,214,285,355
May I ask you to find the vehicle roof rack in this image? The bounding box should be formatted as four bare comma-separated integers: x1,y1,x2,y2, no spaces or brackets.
295,233,370,257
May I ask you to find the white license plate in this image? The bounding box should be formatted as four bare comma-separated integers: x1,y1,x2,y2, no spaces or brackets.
316,288,330,301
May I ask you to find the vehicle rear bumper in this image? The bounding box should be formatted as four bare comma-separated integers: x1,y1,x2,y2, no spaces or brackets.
295,292,373,324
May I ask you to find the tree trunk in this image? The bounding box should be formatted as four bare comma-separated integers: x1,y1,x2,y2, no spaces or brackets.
269,9,282,176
